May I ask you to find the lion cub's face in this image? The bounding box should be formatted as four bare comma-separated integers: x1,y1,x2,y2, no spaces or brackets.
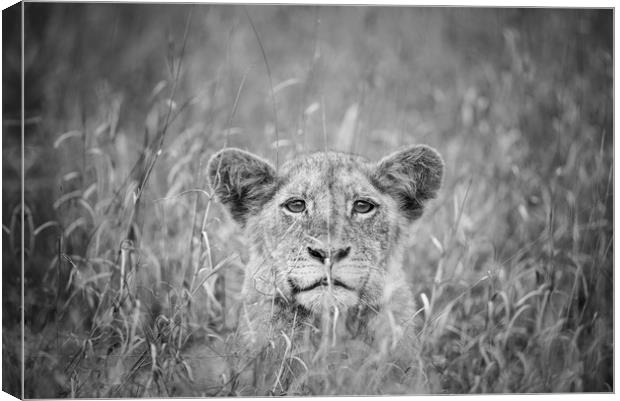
208,146,443,316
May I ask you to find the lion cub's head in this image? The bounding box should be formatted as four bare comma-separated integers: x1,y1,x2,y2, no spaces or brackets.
207,146,443,321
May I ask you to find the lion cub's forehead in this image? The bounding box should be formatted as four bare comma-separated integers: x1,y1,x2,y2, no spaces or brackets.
278,152,376,196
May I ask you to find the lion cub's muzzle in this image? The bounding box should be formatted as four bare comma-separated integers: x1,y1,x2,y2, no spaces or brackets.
288,244,356,295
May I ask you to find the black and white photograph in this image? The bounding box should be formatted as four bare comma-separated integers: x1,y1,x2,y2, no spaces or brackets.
1,2,614,397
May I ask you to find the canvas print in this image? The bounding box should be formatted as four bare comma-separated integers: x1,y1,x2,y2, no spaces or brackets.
2,3,613,397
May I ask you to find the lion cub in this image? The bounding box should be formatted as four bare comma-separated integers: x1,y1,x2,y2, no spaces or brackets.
207,145,443,350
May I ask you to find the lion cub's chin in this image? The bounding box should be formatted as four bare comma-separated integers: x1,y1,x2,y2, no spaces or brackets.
294,286,359,314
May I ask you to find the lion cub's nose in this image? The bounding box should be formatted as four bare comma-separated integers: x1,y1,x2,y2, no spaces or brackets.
307,246,351,264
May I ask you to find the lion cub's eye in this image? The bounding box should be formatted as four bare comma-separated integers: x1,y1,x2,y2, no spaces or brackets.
283,199,306,213
352,200,375,214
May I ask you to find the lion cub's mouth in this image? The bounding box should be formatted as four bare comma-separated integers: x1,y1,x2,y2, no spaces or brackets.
289,277,354,294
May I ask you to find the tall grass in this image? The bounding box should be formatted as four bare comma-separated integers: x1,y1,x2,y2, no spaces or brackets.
3,5,612,397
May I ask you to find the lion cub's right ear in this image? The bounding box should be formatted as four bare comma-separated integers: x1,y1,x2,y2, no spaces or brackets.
207,148,277,227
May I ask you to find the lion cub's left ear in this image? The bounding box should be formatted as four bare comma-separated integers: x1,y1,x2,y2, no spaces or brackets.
373,145,444,221
207,148,277,227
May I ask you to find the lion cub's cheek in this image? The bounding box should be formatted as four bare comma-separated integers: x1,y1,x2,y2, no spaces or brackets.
246,200,294,243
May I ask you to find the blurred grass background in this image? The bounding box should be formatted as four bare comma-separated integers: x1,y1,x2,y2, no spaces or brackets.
2,4,613,396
